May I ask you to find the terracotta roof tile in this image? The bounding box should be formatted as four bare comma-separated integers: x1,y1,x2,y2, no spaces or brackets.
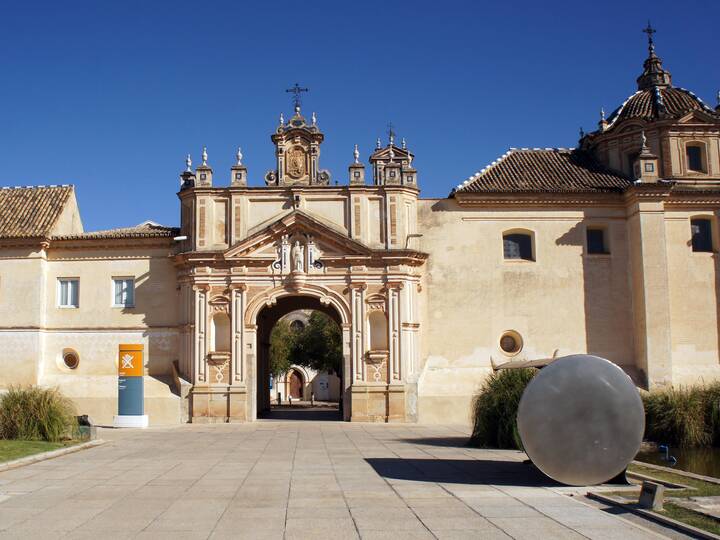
52,221,178,240
454,149,631,195
0,185,73,238
606,87,718,128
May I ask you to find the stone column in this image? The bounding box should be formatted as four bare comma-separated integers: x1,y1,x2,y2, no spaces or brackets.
387,282,403,382
193,285,209,384
349,283,367,382
231,284,247,384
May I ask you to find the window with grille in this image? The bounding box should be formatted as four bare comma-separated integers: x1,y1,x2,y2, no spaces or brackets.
503,233,533,261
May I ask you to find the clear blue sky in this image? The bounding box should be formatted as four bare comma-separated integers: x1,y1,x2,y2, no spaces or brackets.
1,1,718,231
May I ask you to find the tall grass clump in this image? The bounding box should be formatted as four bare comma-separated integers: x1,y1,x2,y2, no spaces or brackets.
0,387,77,442
470,368,537,449
643,386,711,448
704,382,720,446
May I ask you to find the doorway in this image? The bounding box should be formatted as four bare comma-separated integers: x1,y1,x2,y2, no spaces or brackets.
256,295,345,421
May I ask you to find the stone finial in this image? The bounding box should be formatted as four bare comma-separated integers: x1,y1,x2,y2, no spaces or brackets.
185,154,192,172
579,127,585,139
401,137,407,150
641,130,648,150
389,145,395,161
280,112,285,125
312,112,317,125
236,147,243,166
353,144,359,164
716,90,720,108
376,137,382,149
202,147,208,166
600,107,606,122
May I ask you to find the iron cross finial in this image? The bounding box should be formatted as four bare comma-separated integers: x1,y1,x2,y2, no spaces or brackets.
286,83,309,112
643,21,656,53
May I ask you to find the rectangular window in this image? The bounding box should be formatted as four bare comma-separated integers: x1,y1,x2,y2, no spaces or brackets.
503,233,533,261
687,145,704,172
644,162,654,173
586,228,609,255
691,219,713,252
58,278,79,308
113,278,135,307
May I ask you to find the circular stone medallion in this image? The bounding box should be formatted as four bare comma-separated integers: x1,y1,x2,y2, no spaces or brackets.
516,354,644,486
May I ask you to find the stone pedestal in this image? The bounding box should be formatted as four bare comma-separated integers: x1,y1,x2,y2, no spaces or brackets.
190,385,247,423
350,383,406,422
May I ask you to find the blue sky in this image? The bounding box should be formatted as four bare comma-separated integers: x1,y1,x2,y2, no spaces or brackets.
1,1,718,231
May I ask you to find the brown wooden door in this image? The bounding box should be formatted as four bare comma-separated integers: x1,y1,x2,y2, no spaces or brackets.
289,370,303,399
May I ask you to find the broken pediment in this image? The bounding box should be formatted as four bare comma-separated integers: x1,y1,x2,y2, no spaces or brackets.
677,110,718,124
223,209,373,263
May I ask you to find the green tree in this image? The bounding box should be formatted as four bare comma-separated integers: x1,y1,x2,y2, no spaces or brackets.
269,320,295,378
293,312,343,376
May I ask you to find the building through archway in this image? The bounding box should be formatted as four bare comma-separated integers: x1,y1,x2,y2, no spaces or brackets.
255,296,345,418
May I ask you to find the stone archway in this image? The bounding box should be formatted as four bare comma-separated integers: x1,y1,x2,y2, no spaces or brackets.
252,292,350,420
288,369,304,399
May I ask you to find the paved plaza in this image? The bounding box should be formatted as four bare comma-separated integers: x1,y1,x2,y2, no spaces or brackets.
0,421,675,539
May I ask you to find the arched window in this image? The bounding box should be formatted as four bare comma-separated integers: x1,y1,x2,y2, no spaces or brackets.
212,312,231,352
369,311,388,351
691,218,714,253
503,231,534,261
686,143,707,173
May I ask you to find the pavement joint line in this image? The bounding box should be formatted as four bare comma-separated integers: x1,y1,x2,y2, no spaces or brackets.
350,423,438,539
321,422,361,538
0,439,105,473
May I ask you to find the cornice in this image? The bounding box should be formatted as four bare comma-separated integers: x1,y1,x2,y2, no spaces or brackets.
454,192,626,207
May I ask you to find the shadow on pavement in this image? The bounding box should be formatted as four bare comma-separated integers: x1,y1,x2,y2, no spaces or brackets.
396,436,472,448
366,457,561,487
258,405,342,421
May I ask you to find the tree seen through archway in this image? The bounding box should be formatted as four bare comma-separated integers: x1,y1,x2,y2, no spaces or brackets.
269,311,342,381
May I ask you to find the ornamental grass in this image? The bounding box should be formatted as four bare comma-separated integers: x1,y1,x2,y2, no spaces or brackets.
0,386,77,442
470,368,537,449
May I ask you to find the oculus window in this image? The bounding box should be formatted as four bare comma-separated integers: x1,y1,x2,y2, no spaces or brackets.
503,232,534,261
57,278,79,308
113,278,135,307
691,218,713,253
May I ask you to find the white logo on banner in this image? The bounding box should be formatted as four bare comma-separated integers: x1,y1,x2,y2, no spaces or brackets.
121,354,134,369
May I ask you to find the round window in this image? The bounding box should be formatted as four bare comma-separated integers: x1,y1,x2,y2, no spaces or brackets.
499,331,523,356
63,352,79,370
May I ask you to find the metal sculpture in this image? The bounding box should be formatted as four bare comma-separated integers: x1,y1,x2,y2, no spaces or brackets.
517,354,644,486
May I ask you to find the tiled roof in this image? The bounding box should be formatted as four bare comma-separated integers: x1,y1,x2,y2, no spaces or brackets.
453,148,631,195
52,221,178,240
0,185,73,238
606,87,718,128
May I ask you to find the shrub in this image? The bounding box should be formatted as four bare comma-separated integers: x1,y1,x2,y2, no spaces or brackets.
0,386,77,442
470,368,537,449
704,382,720,446
643,386,711,448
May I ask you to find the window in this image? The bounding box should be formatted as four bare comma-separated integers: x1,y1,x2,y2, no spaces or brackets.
586,228,609,255
113,278,135,307
290,320,305,333
499,330,523,356
58,278,79,308
686,144,705,173
503,233,533,261
644,162,655,173
691,218,713,253
63,351,79,369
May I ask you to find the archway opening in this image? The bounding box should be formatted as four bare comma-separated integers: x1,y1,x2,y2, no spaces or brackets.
256,295,345,421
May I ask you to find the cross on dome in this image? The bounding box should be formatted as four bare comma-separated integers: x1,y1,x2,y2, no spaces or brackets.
286,83,309,113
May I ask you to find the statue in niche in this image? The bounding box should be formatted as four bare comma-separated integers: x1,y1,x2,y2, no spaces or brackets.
292,241,305,273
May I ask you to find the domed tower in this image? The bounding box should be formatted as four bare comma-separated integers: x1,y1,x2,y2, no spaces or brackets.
582,24,720,183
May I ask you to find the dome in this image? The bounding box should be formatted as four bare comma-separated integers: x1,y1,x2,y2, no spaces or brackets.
606,86,718,127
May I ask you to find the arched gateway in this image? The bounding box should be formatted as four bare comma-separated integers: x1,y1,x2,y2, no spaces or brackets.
174,103,427,423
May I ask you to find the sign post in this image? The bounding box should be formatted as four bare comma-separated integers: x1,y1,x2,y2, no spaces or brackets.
113,344,149,428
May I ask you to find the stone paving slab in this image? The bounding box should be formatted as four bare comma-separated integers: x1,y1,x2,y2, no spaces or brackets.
0,421,671,539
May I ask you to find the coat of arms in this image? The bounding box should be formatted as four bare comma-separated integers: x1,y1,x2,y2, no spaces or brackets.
287,147,306,179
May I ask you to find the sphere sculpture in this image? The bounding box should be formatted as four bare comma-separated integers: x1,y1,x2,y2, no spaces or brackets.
516,354,644,486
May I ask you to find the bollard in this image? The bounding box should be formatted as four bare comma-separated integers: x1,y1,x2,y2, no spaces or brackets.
289,395,292,406
311,392,315,406
638,481,665,511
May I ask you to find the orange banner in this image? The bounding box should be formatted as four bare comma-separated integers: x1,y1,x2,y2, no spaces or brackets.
118,344,144,377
